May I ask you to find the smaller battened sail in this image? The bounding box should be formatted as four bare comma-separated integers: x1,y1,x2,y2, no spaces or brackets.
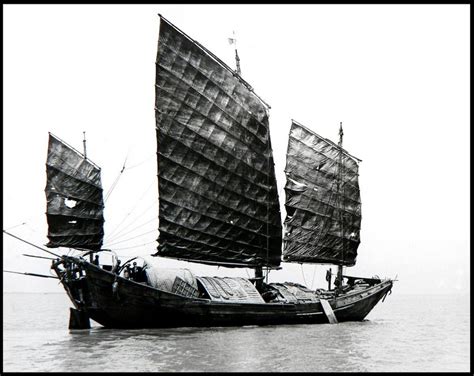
45,133,104,250
283,121,362,266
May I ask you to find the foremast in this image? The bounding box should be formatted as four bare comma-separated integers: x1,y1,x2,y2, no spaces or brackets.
45,132,105,252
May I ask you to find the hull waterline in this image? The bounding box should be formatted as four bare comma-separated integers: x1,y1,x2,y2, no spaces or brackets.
53,256,393,329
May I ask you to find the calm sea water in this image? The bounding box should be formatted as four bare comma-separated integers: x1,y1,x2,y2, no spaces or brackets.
2,292,470,372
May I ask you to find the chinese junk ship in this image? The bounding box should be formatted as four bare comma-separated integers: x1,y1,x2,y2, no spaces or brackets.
44,15,393,328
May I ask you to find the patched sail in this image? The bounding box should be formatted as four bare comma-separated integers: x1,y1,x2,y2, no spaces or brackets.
45,133,104,250
154,16,282,267
283,120,361,266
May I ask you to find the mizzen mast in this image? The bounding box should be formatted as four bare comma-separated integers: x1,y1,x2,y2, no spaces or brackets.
336,122,345,294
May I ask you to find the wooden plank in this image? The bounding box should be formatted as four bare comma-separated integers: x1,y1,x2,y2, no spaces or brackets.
320,299,338,324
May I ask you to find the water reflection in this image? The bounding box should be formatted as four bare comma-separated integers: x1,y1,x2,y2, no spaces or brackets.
55,322,383,372
3,293,470,372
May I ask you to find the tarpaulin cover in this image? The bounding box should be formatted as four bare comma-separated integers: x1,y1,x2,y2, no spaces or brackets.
45,134,104,250
145,267,199,297
269,282,320,303
197,276,265,303
154,17,282,267
282,121,361,266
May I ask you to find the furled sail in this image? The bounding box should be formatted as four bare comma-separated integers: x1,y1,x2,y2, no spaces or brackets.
45,133,104,250
154,16,282,267
283,120,361,266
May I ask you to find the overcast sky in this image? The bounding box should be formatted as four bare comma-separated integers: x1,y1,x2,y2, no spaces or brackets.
3,4,470,295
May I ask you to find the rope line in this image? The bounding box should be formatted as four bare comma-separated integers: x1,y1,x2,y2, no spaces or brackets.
124,154,155,171
300,263,307,286
105,181,156,241
310,264,317,289
105,199,158,243
105,216,157,243
104,229,157,247
111,240,157,251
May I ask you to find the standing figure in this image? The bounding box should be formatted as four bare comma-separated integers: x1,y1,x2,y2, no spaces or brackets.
326,268,332,290
123,264,130,279
130,262,138,281
112,259,121,275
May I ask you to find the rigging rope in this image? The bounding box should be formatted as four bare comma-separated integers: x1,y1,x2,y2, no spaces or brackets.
300,264,308,286
104,229,157,247
310,264,317,289
104,181,156,241
104,156,128,203
4,222,26,231
4,214,45,232
105,216,157,243
111,240,157,251
105,199,158,244
123,154,155,171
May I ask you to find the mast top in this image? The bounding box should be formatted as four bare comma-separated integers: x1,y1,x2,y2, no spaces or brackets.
228,30,241,75
83,131,87,160
338,121,344,147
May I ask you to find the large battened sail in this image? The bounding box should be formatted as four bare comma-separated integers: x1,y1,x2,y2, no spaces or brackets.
283,121,361,266
45,133,104,250
154,16,282,267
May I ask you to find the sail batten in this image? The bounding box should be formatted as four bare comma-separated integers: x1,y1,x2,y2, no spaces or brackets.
284,171,361,208
155,51,270,143
155,16,282,267
291,120,361,163
159,187,281,235
158,113,275,187
45,134,104,250
160,173,279,226
283,121,361,266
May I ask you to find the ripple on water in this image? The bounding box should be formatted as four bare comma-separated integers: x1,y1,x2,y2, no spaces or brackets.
3,293,470,372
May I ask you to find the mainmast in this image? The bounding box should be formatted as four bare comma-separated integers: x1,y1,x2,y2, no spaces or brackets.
228,31,241,75
229,30,262,287
336,122,345,293
82,131,87,160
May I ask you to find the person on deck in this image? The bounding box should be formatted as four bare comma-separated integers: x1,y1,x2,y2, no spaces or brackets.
130,262,138,280
334,274,341,289
112,259,121,275
135,264,144,282
93,255,100,266
123,264,130,279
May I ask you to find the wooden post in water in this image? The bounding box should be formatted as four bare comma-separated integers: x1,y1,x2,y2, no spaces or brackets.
69,308,91,329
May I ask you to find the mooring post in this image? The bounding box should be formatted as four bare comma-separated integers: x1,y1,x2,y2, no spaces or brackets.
68,307,91,329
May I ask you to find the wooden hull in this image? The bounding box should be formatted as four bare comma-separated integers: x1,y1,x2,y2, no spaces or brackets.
54,257,393,328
